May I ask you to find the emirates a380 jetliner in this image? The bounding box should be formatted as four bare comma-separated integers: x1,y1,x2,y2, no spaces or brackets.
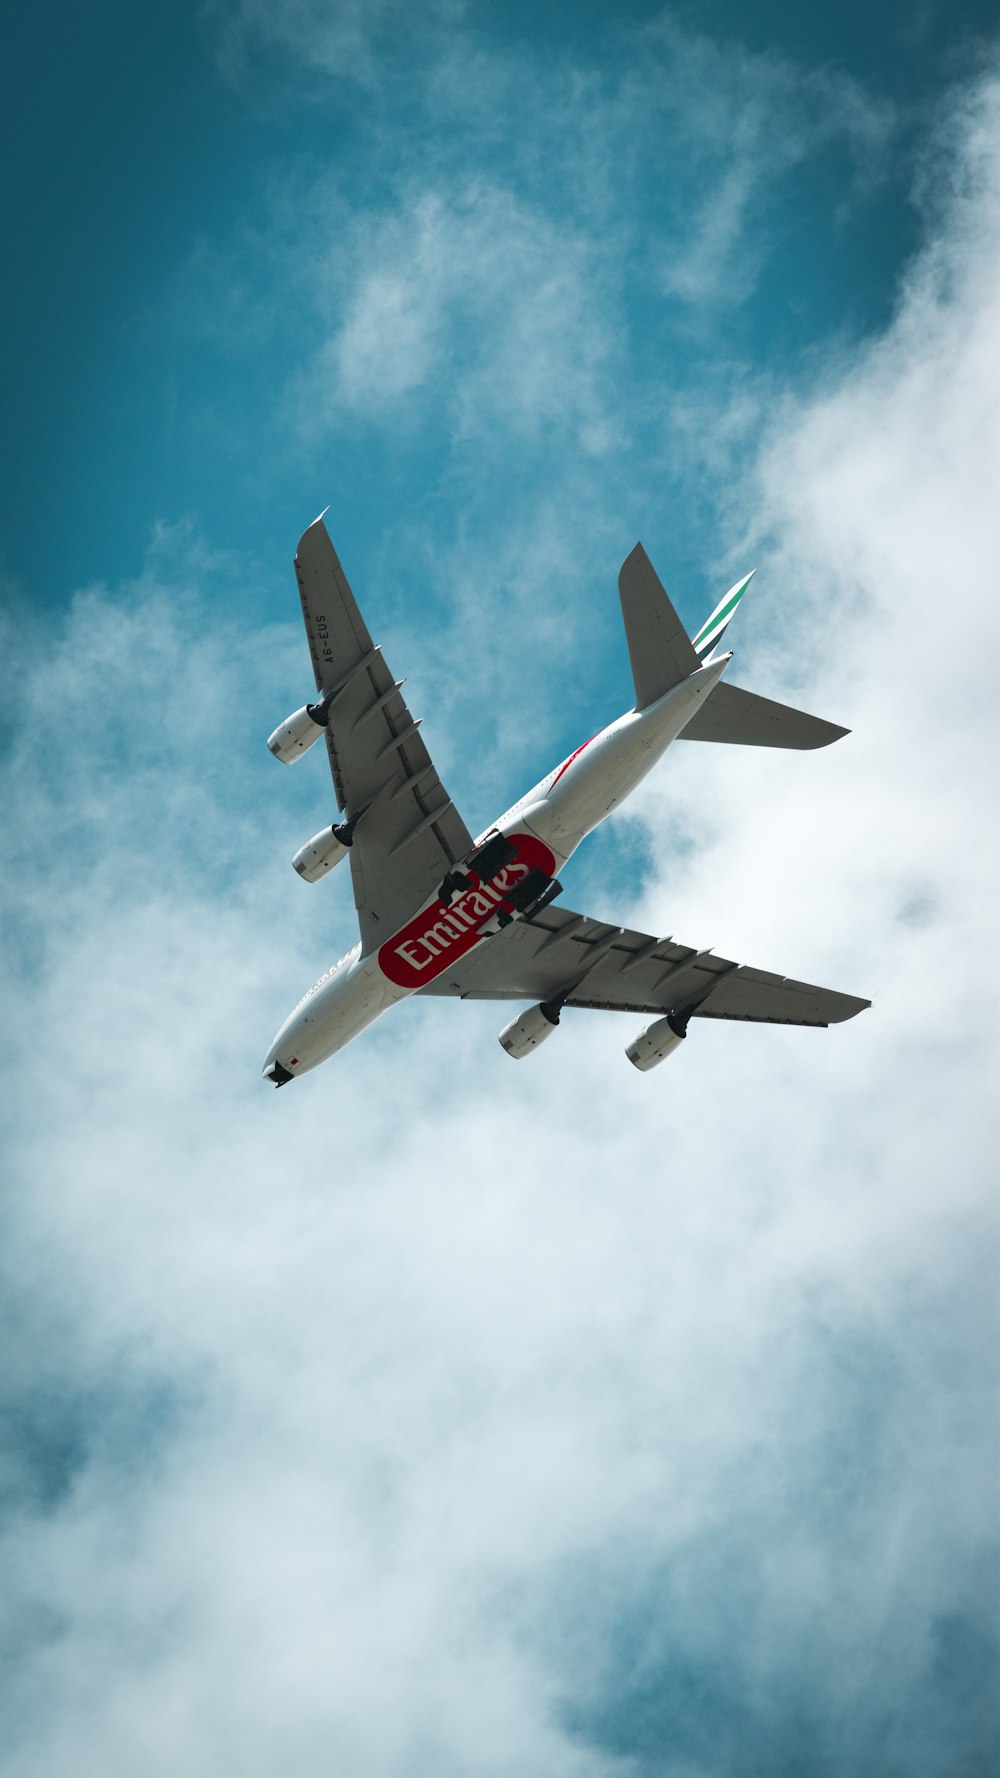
262,515,868,1085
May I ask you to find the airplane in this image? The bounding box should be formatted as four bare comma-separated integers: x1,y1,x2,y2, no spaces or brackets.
262,515,869,1086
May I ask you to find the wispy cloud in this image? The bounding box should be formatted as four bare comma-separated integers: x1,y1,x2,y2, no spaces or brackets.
264,16,892,421
190,6,894,462
293,181,623,454
206,0,467,92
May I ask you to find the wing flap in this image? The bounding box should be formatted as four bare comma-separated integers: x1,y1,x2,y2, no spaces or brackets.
692,967,870,1026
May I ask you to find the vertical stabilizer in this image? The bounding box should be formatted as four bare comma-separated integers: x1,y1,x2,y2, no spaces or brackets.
618,544,701,710
692,570,755,660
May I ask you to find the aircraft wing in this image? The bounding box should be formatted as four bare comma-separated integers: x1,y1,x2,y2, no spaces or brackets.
417,902,870,1026
294,516,474,948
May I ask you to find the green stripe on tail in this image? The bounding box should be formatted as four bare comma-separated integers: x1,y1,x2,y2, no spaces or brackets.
693,570,755,658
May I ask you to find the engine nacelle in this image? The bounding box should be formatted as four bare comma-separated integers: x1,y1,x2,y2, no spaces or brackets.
292,827,350,883
625,1013,687,1072
267,705,326,764
498,1002,560,1059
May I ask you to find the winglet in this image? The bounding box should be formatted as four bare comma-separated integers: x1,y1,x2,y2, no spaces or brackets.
692,570,755,661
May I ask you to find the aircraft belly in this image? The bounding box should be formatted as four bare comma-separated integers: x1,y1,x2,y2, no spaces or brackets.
543,720,655,845
270,954,403,1076
377,829,558,990
541,667,731,848
507,801,573,866
312,960,404,1056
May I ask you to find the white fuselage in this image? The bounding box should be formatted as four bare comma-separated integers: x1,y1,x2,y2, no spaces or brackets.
263,654,731,1082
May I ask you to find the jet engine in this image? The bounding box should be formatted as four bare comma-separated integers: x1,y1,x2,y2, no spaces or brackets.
498,1001,561,1059
267,704,327,764
292,826,350,882
625,1013,688,1072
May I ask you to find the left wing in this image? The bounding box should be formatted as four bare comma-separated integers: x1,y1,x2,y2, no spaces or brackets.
294,516,474,946
418,903,870,1026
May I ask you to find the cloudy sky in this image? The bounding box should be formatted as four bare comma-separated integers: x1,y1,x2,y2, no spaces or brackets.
2,2,998,1773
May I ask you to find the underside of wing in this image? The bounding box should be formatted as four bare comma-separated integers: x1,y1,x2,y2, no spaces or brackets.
418,903,870,1027
293,517,474,944
678,681,848,749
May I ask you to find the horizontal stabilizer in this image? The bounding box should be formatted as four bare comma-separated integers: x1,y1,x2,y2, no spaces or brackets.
619,544,701,710
679,681,848,749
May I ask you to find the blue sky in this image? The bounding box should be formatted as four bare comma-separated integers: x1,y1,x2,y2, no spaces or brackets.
2,4,999,1775
3,0,994,609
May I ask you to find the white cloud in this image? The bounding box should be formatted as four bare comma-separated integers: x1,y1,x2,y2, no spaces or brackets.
192,8,893,464
290,181,623,457
632,21,893,307
2,59,998,1778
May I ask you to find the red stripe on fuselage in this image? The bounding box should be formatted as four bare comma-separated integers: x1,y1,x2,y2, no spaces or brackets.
549,733,598,790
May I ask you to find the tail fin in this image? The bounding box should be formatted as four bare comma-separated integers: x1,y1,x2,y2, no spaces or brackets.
618,544,700,710
618,547,848,747
692,571,754,660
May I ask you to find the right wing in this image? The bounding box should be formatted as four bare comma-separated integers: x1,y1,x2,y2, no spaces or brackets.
418,902,870,1026
293,516,474,947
